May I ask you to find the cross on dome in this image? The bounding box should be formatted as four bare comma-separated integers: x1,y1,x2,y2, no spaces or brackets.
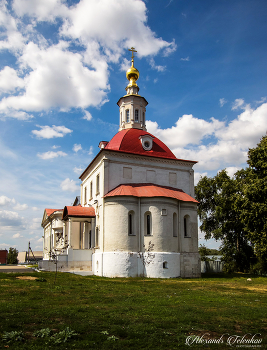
128,47,137,63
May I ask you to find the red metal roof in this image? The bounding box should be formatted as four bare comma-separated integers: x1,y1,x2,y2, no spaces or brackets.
63,205,95,220
104,183,198,203
45,209,62,217
104,128,177,160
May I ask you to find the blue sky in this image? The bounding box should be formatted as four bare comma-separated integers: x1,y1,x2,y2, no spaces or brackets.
0,0,267,252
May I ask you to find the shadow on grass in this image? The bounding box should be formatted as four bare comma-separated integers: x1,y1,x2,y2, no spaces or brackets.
201,272,262,279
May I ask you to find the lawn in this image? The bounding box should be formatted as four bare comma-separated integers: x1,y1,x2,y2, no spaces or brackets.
0,271,266,349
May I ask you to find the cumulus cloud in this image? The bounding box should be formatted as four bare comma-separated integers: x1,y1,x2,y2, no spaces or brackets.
32,125,72,139
29,217,42,230
0,196,16,206
0,210,25,228
73,144,82,152
0,0,175,117
37,151,67,159
147,101,267,172
60,178,80,192
0,66,24,93
12,233,23,238
13,203,28,211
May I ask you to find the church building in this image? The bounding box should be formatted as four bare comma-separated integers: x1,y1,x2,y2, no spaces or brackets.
41,49,201,278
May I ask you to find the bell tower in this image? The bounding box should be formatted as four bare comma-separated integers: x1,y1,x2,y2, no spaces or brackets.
118,47,148,131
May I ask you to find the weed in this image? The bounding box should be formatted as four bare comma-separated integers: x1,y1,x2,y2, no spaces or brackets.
2,330,24,343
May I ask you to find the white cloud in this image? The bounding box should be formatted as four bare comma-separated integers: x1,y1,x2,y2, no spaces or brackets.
0,66,24,93
32,125,72,139
88,146,93,155
83,110,92,121
149,58,165,72
29,217,42,230
13,0,68,21
147,101,267,173
32,207,39,211
0,210,25,228
231,98,245,110
180,56,190,61
147,115,224,148
163,39,177,57
73,166,83,175
219,98,227,107
60,178,80,192
0,196,16,206
37,151,67,159
73,144,82,152
60,0,171,58
225,166,242,178
12,233,23,238
0,0,175,116
13,203,28,211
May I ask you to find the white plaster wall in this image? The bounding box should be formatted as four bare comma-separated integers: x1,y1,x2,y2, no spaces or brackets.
107,158,193,196
141,198,180,253
93,251,180,278
104,198,139,252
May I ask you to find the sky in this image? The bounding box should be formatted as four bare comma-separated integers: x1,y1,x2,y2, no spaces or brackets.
0,0,267,253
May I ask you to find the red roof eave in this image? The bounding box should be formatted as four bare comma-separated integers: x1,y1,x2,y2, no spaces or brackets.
104,183,198,203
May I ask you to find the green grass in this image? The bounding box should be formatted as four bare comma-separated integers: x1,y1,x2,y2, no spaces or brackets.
0,272,266,349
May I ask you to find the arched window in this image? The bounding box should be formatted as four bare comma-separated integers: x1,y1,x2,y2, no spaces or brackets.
95,227,99,247
184,215,190,237
145,212,152,235
126,109,130,123
128,211,135,235
173,212,178,237
135,109,139,122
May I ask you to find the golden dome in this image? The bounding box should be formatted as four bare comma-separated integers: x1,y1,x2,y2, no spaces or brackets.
126,63,139,87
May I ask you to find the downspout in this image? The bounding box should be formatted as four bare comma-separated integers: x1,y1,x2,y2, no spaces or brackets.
178,201,181,253
139,197,141,252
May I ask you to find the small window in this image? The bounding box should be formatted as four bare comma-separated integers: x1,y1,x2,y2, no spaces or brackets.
161,209,167,216
145,212,152,236
96,174,100,195
163,261,168,269
126,109,130,123
135,109,139,122
90,181,93,200
128,211,135,235
84,186,87,204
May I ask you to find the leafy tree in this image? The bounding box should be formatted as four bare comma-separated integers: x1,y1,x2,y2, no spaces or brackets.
241,136,267,273
195,169,254,273
7,247,19,264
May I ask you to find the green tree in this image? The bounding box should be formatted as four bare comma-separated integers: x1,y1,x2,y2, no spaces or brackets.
7,247,19,264
242,136,267,273
195,169,254,273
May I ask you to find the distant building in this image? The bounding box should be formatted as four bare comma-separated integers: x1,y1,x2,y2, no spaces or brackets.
0,249,8,265
40,50,200,278
18,251,43,264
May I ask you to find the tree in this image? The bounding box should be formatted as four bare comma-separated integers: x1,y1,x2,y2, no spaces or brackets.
241,136,267,273
7,247,19,264
195,135,267,274
195,169,254,273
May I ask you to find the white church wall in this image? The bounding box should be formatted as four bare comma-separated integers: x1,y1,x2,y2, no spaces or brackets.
106,153,194,196
92,251,181,278
104,198,140,252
